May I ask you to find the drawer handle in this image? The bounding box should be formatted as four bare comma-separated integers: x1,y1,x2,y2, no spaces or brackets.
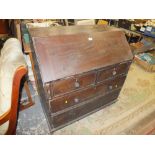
112,70,117,75
109,85,113,90
74,98,79,103
74,81,80,88
88,37,93,41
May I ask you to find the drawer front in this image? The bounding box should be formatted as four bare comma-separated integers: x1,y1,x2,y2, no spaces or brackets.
98,74,126,93
50,86,97,113
97,62,129,83
51,89,121,128
50,75,126,113
53,71,96,97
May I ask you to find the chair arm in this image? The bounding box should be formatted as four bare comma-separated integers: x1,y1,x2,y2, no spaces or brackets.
0,109,10,125
0,66,27,134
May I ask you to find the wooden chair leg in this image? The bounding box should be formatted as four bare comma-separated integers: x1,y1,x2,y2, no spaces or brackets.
19,81,34,111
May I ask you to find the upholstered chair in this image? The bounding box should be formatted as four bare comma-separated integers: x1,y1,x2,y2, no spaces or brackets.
0,38,31,134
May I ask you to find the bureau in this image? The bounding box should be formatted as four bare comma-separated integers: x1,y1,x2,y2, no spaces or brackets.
28,25,133,132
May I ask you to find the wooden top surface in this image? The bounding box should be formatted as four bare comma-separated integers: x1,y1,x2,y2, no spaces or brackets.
29,25,119,37
31,27,133,83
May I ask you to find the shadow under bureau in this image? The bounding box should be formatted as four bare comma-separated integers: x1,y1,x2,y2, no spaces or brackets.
28,25,133,132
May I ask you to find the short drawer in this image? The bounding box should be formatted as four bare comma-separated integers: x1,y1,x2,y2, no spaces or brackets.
97,75,126,93
97,62,129,82
50,75,126,113
53,71,96,97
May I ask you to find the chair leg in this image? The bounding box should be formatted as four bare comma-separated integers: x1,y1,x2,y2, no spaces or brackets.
19,81,34,111
11,128,17,135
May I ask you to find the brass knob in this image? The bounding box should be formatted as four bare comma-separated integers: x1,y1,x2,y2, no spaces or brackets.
74,81,80,88
74,98,79,103
109,85,113,90
88,36,93,41
112,70,117,75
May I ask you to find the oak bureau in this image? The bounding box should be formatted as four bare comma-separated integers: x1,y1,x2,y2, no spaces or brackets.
27,25,133,132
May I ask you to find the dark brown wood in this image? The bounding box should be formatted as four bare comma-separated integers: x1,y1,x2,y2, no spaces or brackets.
32,31,132,83
52,71,96,97
51,89,120,128
21,26,39,94
28,25,133,132
97,62,130,82
19,81,34,111
0,19,9,34
50,75,126,113
96,74,127,94
29,25,119,38
51,86,97,113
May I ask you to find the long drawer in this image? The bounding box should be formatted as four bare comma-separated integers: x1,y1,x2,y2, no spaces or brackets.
51,89,121,128
50,75,126,113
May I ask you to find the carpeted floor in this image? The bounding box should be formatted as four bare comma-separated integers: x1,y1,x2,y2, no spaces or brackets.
16,62,155,135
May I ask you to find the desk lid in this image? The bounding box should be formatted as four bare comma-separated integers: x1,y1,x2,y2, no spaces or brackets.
29,25,118,37
31,27,133,83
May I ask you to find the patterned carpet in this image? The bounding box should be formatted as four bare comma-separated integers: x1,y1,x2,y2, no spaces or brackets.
16,62,155,134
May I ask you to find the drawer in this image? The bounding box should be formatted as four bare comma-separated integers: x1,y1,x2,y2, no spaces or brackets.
97,62,129,83
50,86,97,113
51,89,121,128
50,75,126,113
53,71,96,97
98,75,126,93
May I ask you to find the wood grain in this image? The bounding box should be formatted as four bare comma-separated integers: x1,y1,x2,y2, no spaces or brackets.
32,31,133,83
29,25,133,131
